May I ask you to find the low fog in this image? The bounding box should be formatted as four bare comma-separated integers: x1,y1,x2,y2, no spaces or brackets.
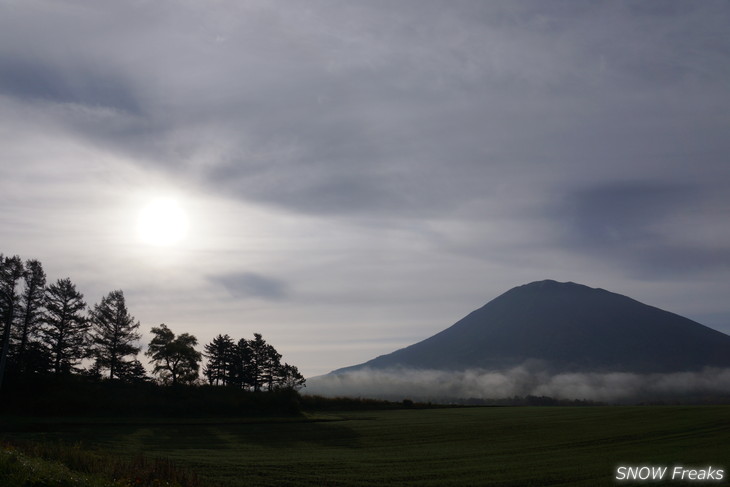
306,365,730,403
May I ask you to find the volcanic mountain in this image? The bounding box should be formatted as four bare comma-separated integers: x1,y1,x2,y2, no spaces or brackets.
332,280,730,374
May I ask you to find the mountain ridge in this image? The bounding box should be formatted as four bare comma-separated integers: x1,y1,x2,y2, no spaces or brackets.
331,280,730,375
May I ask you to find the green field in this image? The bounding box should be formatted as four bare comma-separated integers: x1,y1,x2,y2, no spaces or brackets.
2,406,729,486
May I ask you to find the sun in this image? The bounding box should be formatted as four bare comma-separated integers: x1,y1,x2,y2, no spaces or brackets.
136,197,189,246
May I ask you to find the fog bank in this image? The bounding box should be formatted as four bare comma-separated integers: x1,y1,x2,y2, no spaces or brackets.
306,366,730,402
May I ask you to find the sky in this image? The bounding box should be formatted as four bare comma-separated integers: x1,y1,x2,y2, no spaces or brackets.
1,0,729,378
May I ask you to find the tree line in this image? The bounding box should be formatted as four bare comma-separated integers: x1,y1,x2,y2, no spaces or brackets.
203,333,305,391
0,253,305,392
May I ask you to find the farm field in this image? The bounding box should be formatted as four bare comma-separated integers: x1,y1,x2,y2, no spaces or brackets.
1,406,729,486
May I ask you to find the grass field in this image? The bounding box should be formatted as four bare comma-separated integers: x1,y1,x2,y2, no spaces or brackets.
2,406,729,486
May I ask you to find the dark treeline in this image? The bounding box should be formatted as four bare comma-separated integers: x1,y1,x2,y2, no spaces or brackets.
0,253,305,396
203,333,305,391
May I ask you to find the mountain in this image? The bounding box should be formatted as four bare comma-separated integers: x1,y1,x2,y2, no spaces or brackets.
332,280,730,374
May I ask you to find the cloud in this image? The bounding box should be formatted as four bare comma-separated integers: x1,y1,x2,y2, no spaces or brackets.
2,1,730,376
0,55,141,114
3,1,728,221
558,181,695,245
551,181,730,278
306,366,730,403
210,272,289,301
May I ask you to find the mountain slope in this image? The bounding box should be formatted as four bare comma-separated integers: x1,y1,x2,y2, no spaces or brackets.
333,280,730,374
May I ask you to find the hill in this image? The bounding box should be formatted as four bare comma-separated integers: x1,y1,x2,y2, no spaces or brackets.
332,280,730,375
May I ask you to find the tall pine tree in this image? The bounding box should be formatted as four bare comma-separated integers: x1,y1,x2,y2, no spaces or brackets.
89,290,141,380
0,255,24,389
40,278,88,375
14,259,46,373
247,333,269,392
203,334,236,386
262,343,283,392
230,338,253,389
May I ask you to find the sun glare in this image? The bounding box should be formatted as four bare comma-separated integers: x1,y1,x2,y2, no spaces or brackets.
137,197,189,246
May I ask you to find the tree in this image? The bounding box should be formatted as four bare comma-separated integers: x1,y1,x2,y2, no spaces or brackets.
40,278,88,375
203,334,236,386
116,358,149,384
278,363,306,391
244,333,292,392
146,324,201,386
20,340,52,375
0,255,24,389
262,343,283,392
89,290,141,380
247,333,271,392
229,338,253,390
14,259,47,373
203,332,305,392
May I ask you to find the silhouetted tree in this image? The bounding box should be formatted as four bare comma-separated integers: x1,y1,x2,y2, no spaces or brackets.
247,333,271,392
116,358,149,384
21,340,52,375
229,338,253,389
13,259,46,373
146,324,201,386
40,278,88,375
89,290,141,380
203,334,236,386
82,360,103,381
262,343,283,392
0,255,24,389
208,333,305,391
278,363,306,391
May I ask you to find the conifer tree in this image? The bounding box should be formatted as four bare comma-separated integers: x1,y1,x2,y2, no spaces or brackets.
216,333,305,391
89,290,141,380
14,259,46,373
203,334,235,386
40,278,88,375
0,255,24,388
116,358,149,384
247,333,270,392
262,343,283,392
230,337,253,389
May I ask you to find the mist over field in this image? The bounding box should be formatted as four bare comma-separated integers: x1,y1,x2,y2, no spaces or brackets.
307,365,730,402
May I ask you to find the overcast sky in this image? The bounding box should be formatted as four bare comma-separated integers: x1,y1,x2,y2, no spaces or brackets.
1,1,729,377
